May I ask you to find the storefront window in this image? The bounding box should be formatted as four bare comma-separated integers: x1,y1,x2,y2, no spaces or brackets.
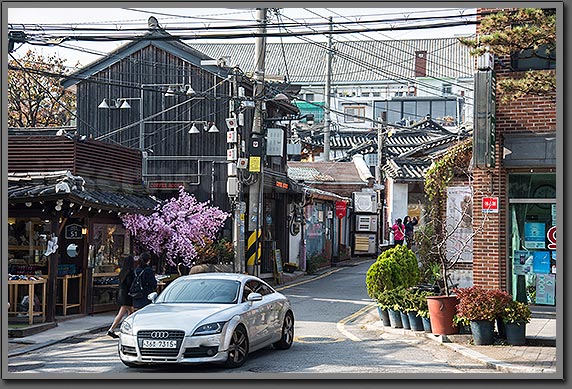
91,223,130,274
509,173,556,306
8,217,51,275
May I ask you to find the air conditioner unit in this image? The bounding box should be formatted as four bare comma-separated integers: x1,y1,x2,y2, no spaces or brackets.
356,215,378,232
353,192,377,213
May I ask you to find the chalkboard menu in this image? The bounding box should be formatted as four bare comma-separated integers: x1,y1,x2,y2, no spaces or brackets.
274,249,283,274
274,249,284,285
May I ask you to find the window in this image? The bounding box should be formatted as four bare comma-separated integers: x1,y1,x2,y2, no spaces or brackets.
442,84,453,95
305,93,314,102
511,44,556,71
344,106,366,123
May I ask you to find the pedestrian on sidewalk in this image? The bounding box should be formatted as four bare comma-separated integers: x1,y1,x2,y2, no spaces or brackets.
131,252,157,312
403,215,418,249
107,255,136,338
391,218,405,245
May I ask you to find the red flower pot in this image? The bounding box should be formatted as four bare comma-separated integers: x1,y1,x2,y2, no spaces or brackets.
427,295,459,335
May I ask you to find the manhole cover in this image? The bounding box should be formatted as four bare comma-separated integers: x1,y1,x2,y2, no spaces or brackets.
295,336,344,344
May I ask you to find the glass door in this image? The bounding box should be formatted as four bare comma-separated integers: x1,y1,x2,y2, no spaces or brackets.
509,201,556,306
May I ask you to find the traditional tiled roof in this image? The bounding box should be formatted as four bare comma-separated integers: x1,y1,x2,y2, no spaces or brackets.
295,117,470,181
287,161,367,184
8,171,159,213
188,37,473,84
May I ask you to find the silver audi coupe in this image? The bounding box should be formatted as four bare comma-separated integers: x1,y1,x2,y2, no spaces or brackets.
118,273,294,368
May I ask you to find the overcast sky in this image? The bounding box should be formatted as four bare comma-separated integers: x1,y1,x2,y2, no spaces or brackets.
7,6,477,68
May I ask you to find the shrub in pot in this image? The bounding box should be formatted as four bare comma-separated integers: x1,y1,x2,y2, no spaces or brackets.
375,289,392,326
365,246,420,329
502,300,531,346
455,286,511,345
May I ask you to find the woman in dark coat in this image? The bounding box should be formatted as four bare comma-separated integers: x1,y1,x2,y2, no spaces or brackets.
132,252,157,311
107,255,135,338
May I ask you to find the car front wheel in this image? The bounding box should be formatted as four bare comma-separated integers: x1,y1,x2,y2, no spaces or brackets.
273,311,294,350
225,326,249,368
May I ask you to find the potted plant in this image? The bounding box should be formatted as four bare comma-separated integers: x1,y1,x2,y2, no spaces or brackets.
385,287,404,329
502,300,531,345
452,315,471,334
365,245,420,329
416,141,482,335
396,287,412,330
405,288,429,331
455,286,511,345
375,289,392,327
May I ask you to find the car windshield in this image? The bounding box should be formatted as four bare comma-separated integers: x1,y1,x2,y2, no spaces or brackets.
157,279,241,304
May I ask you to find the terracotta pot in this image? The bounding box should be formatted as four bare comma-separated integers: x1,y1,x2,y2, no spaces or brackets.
426,295,459,335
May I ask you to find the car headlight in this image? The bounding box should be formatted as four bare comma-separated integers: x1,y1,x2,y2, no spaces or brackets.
120,319,133,335
193,321,226,336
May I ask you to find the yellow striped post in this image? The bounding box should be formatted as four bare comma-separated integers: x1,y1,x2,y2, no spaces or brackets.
246,230,261,274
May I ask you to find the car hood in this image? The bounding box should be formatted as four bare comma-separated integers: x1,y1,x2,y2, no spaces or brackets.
131,303,237,333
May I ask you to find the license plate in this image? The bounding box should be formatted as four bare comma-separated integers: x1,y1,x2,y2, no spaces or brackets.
142,339,178,348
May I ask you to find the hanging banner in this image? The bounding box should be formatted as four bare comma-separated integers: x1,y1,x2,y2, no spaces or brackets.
335,201,347,219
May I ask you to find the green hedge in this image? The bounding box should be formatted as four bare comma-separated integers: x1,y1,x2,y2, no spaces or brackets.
366,245,420,300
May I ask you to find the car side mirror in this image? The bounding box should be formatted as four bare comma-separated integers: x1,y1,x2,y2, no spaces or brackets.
247,292,262,303
148,292,158,303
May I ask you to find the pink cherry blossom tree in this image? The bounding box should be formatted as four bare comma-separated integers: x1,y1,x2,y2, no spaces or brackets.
121,187,230,268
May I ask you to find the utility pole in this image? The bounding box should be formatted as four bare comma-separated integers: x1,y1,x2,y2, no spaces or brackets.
246,8,267,275
230,67,246,274
323,16,333,161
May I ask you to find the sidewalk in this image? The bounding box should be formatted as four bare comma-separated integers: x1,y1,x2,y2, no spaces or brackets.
7,260,559,376
359,308,558,375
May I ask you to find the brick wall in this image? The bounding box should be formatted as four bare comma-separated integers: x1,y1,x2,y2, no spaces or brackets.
471,8,556,290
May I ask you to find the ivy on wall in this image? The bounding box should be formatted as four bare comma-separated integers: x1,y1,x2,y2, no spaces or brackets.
424,139,473,220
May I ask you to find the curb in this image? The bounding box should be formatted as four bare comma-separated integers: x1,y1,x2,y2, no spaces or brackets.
7,324,110,358
357,306,557,375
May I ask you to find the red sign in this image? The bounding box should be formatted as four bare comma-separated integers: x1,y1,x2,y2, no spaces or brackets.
547,226,556,250
335,201,347,219
482,197,499,213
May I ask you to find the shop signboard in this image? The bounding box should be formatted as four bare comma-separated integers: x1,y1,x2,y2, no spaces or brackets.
335,201,347,219
482,196,499,213
524,222,545,249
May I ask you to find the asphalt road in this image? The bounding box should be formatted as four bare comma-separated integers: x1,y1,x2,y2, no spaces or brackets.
7,261,499,376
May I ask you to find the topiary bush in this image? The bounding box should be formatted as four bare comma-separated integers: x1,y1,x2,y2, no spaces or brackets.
366,245,420,300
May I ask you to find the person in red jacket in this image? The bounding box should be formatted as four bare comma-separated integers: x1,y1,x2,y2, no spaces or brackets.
392,218,405,245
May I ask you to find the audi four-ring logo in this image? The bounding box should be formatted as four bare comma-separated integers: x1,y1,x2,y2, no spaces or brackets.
150,331,170,339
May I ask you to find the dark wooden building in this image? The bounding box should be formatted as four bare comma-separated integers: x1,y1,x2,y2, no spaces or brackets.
60,17,301,277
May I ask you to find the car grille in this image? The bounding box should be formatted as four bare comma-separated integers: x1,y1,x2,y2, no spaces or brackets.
184,346,219,358
137,330,185,357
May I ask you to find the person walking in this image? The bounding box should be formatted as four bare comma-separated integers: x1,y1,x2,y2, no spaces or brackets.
403,216,418,249
131,252,157,311
107,255,135,338
392,218,406,246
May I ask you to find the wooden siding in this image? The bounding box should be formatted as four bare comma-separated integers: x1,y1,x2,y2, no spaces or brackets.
8,136,142,186
8,137,75,173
